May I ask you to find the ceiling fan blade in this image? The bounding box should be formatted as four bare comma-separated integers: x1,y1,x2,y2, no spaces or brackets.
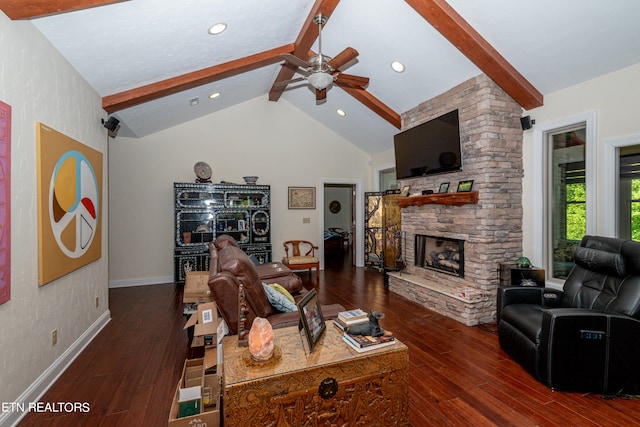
316,88,327,102
327,47,359,70
274,77,306,87
280,53,309,69
335,73,369,88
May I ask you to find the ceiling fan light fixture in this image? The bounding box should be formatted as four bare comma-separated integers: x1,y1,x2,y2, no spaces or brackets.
208,22,227,35
308,72,333,90
391,60,405,73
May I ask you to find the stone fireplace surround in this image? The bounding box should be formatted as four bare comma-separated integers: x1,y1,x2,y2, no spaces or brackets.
387,74,524,326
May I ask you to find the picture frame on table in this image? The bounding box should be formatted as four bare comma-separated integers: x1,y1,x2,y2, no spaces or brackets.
297,289,326,352
288,186,316,209
456,180,474,192
400,185,410,197
438,182,450,193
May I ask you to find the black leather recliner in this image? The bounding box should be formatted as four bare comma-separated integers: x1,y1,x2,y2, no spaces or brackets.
497,235,640,394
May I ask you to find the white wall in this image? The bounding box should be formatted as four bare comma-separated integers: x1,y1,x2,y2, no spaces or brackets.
0,13,109,425
108,97,373,285
522,63,640,259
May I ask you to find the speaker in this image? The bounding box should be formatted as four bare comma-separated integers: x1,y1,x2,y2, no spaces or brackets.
520,116,534,130
102,117,121,138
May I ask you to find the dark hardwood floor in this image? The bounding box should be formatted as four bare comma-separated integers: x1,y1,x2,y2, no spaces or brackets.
19,248,640,426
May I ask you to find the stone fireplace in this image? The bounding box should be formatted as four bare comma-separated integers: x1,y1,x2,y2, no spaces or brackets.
415,234,464,278
387,74,523,326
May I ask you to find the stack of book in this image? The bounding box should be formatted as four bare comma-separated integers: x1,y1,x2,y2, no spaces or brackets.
332,309,368,332
342,332,395,353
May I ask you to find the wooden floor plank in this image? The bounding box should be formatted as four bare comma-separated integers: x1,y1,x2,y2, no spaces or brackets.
17,250,640,426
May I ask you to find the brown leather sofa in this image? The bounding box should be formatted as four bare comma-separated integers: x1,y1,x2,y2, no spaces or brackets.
208,239,344,335
213,234,302,291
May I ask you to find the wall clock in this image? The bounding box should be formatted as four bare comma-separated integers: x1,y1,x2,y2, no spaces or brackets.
329,200,341,213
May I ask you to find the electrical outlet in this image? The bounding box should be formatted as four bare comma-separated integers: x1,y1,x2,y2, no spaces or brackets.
52,329,57,346
95,297,99,308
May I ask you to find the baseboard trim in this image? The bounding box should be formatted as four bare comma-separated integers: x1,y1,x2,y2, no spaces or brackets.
0,311,111,427
108,275,173,288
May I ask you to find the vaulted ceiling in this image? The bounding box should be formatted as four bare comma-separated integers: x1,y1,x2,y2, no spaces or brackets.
2,0,640,154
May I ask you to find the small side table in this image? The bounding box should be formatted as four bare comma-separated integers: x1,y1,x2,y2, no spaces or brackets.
499,263,545,287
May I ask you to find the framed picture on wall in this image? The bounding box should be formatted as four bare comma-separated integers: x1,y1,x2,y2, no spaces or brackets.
438,182,450,193
288,187,316,209
400,185,410,197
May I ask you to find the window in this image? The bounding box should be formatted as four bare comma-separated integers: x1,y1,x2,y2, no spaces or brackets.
379,168,397,191
547,126,587,280
617,147,640,240
532,112,596,287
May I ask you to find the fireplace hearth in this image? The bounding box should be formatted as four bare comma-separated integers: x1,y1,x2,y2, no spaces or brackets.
415,235,464,278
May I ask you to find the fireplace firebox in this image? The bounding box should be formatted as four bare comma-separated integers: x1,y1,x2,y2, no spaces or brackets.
415,235,464,278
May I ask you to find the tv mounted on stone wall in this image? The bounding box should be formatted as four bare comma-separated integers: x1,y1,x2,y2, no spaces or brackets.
393,109,462,179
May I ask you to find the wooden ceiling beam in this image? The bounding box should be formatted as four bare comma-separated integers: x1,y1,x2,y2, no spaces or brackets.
405,0,543,109
102,44,295,114
0,0,127,20
268,0,341,102
339,86,401,129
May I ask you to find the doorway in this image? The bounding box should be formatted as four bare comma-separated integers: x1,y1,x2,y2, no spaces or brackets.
323,183,356,265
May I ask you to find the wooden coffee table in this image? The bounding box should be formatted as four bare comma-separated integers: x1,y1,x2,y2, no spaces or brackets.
222,324,409,426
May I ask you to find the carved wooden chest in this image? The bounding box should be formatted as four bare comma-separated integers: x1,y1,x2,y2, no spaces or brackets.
222,325,409,426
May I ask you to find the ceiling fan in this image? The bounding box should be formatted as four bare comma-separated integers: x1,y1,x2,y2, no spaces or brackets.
277,14,370,102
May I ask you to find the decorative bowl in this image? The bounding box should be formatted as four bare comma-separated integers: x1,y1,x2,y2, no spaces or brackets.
243,176,259,184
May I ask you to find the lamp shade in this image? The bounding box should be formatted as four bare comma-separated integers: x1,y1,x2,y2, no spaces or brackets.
308,72,333,90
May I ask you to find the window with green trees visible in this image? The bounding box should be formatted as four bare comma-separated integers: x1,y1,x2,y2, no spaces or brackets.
632,180,640,241
548,128,586,280
566,182,586,240
618,150,640,240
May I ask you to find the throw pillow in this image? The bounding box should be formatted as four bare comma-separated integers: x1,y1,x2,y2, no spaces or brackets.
268,283,295,303
262,283,297,313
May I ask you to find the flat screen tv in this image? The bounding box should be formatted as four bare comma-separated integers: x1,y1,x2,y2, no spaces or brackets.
394,109,462,179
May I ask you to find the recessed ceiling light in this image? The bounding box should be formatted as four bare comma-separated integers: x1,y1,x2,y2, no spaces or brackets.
209,92,221,99
208,23,227,35
391,61,405,73
336,109,346,117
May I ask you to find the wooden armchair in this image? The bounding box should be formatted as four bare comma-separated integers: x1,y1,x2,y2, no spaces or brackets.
282,240,320,280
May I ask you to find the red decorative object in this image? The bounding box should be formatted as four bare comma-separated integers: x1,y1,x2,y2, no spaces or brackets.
0,100,10,305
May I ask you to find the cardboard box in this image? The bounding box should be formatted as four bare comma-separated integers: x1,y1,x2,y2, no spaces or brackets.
184,302,220,347
203,346,217,374
168,358,221,427
183,271,214,303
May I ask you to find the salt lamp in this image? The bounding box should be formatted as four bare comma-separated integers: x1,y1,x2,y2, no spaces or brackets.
248,317,275,361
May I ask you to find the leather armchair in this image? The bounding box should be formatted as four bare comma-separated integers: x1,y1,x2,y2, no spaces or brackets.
208,243,344,335
497,235,640,394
